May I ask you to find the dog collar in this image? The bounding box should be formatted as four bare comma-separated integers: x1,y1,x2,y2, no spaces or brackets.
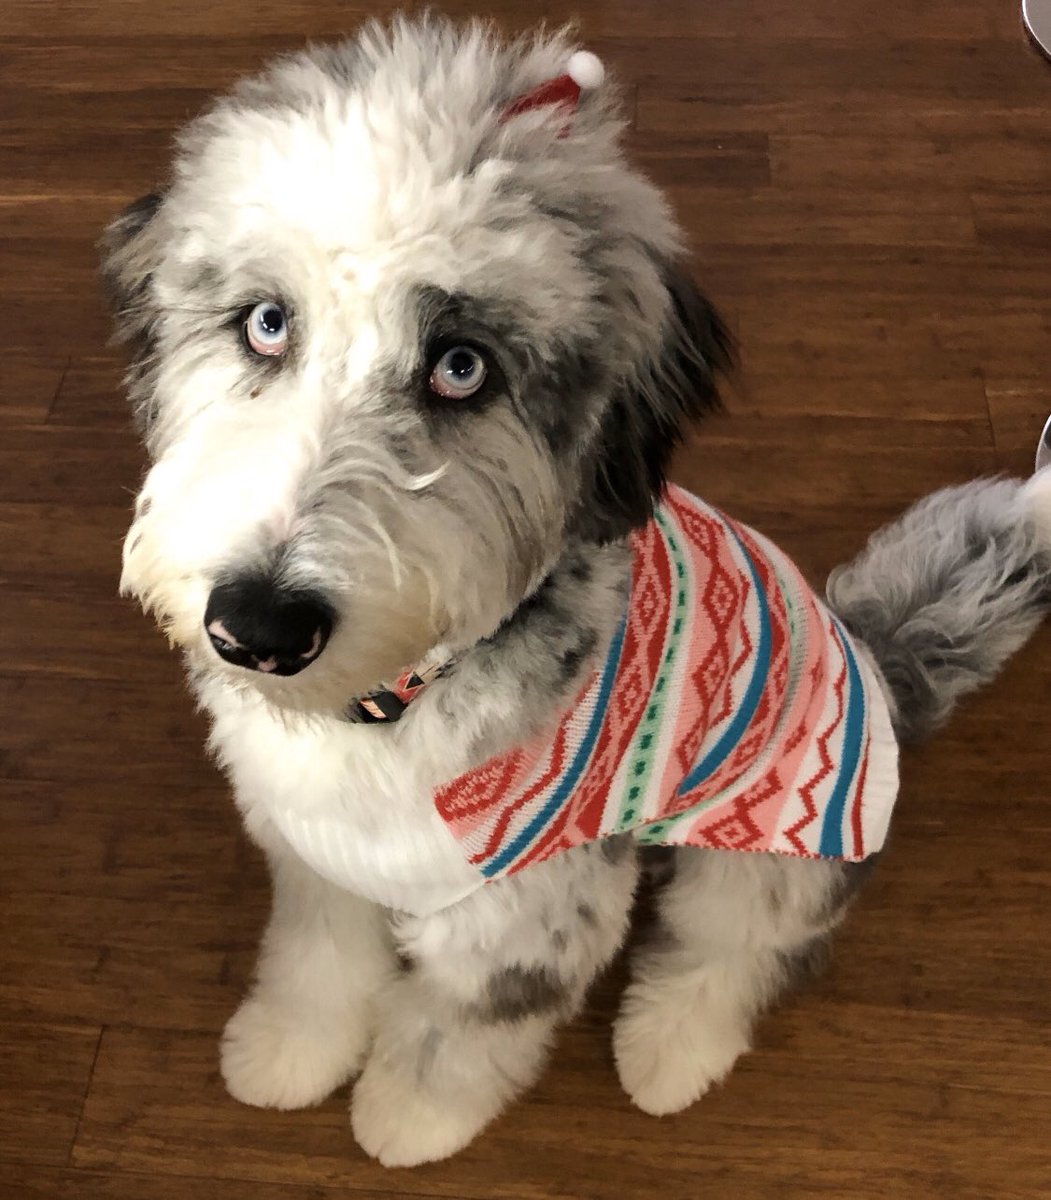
347,656,455,723
346,562,556,723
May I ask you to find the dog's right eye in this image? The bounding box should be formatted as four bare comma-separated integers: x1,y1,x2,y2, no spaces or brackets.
243,302,289,357
428,346,488,399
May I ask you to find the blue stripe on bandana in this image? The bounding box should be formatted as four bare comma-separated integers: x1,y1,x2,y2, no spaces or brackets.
678,527,772,796
817,618,866,858
481,609,629,877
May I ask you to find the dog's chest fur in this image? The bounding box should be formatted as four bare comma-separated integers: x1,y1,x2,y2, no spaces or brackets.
195,539,633,914
201,682,487,913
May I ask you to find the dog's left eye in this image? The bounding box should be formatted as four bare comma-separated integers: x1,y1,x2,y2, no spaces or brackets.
244,302,289,357
429,346,488,399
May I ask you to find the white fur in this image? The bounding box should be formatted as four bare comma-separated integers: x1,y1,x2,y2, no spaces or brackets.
220,831,396,1109
206,683,484,915
615,852,842,1114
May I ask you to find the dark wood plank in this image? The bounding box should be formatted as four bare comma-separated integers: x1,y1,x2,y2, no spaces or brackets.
617,35,1046,93
48,357,131,429
0,35,296,90
715,374,993,446
0,1,1021,41
986,378,1049,475
726,300,1043,381
974,192,1051,251
626,130,772,191
697,243,1051,307
0,590,170,684
0,778,239,899
71,1010,1050,1200
0,505,129,594
0,678,213,785
633,34,1050,138
0,890,261,1032
770,132,1051,196
0,355,64,426
0,426,144,506
0,1023,101,1168
668,187,978,249
0,1166,406,1200
674,439,998,536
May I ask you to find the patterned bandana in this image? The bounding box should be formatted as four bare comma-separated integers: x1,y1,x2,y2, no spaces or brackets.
433,486,899,881
269,486,900,918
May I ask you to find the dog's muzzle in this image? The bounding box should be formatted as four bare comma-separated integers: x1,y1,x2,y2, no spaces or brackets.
204,576,333,676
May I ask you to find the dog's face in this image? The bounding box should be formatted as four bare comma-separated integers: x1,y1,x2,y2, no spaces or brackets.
102,19,730,711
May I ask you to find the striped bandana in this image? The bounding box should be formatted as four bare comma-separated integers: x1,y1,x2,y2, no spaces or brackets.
434,486,900,880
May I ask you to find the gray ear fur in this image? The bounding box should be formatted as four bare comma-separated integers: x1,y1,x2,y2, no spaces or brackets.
100,192,165,332
569,262,734,545
99,193,166,433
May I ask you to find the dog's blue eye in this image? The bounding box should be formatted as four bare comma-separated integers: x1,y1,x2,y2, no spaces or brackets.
429,346,487,399
244,302,288,357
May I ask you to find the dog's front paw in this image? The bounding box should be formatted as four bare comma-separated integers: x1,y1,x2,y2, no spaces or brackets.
350,1059,492,1167
220,995,366,1111
613,980,750,1116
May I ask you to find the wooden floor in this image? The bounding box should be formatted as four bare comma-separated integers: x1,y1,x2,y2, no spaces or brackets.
3,2,1051,1197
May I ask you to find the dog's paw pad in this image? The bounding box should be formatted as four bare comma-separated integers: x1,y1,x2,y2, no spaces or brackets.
220,996,362,1111
613,982,750,1116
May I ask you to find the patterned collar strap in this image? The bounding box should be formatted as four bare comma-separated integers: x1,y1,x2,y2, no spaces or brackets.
347,561,563,723
349,658,453,724
347,555,574,724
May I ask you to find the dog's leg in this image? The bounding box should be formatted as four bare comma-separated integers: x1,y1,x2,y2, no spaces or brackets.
614,848,868,1116
350,838,638,1168
221,830,397,1111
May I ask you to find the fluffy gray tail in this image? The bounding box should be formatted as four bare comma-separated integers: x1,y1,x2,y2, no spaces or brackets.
827,474,1051,744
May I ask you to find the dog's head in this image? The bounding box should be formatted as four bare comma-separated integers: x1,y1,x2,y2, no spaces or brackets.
102,18,731,710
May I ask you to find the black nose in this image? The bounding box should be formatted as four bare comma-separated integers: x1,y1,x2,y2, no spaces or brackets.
204,577,333,676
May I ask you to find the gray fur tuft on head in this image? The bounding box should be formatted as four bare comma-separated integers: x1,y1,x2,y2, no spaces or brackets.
827,474,1051,743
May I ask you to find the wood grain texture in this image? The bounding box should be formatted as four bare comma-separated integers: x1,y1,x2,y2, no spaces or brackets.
0,1024,102,1169
2,2,1050,1197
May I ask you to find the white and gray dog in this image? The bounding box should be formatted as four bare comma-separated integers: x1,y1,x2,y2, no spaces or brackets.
101,17,1051,1167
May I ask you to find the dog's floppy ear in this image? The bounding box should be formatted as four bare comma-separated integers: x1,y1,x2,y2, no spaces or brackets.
99,192,165,345
99,193,167,434
570,261,734,544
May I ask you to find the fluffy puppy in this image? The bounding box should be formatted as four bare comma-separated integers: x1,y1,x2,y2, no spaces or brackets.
101,17,1051,1167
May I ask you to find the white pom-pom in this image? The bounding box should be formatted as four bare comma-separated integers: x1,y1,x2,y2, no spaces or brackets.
567,50,605,90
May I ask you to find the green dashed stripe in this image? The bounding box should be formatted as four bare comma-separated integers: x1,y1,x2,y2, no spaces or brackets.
613,507,693,832
637,544,809,842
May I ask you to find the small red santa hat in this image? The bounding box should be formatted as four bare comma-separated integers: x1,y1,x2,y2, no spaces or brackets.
501,51,606,132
